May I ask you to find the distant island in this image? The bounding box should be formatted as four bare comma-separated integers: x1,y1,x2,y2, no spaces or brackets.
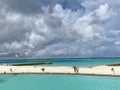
12,62,52,66
107,63,120,66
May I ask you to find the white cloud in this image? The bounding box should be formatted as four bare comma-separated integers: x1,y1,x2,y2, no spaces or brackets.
0,0,120,58
115,41,120,45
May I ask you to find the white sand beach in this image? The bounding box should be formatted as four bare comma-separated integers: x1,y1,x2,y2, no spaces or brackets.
0,65,120,77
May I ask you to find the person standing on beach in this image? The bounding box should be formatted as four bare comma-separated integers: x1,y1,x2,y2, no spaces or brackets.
111,68,115,74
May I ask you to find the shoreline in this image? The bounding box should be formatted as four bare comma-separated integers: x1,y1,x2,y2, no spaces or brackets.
1,72,120,78
0,65,120,77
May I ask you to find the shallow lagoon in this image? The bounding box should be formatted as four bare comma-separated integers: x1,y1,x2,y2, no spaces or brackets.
0,74,120,90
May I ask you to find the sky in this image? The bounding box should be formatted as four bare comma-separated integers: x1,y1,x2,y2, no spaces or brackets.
0,0,120,59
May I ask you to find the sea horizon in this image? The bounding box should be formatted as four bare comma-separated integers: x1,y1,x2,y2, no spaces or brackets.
1,56,120,60
0,58,120,68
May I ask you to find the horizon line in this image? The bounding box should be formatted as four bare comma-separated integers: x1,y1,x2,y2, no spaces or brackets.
0,57,120,60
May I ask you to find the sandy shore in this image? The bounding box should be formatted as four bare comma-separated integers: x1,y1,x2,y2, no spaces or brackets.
0,65,120,77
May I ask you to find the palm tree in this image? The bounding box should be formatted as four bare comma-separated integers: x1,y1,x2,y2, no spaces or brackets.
73,66,79,73
41,68,45,72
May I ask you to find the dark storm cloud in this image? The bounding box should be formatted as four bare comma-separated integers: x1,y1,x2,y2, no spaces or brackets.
0,0,84,15
0,0,45,14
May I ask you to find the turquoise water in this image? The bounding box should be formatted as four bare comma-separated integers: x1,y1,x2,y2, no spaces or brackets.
0,58,120,67
0,58,120,90
0,74,120,90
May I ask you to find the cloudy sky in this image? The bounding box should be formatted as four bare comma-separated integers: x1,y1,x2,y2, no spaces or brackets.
0,0,120,59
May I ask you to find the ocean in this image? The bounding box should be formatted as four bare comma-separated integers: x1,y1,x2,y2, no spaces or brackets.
0,58,120,67
0,58,120,90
